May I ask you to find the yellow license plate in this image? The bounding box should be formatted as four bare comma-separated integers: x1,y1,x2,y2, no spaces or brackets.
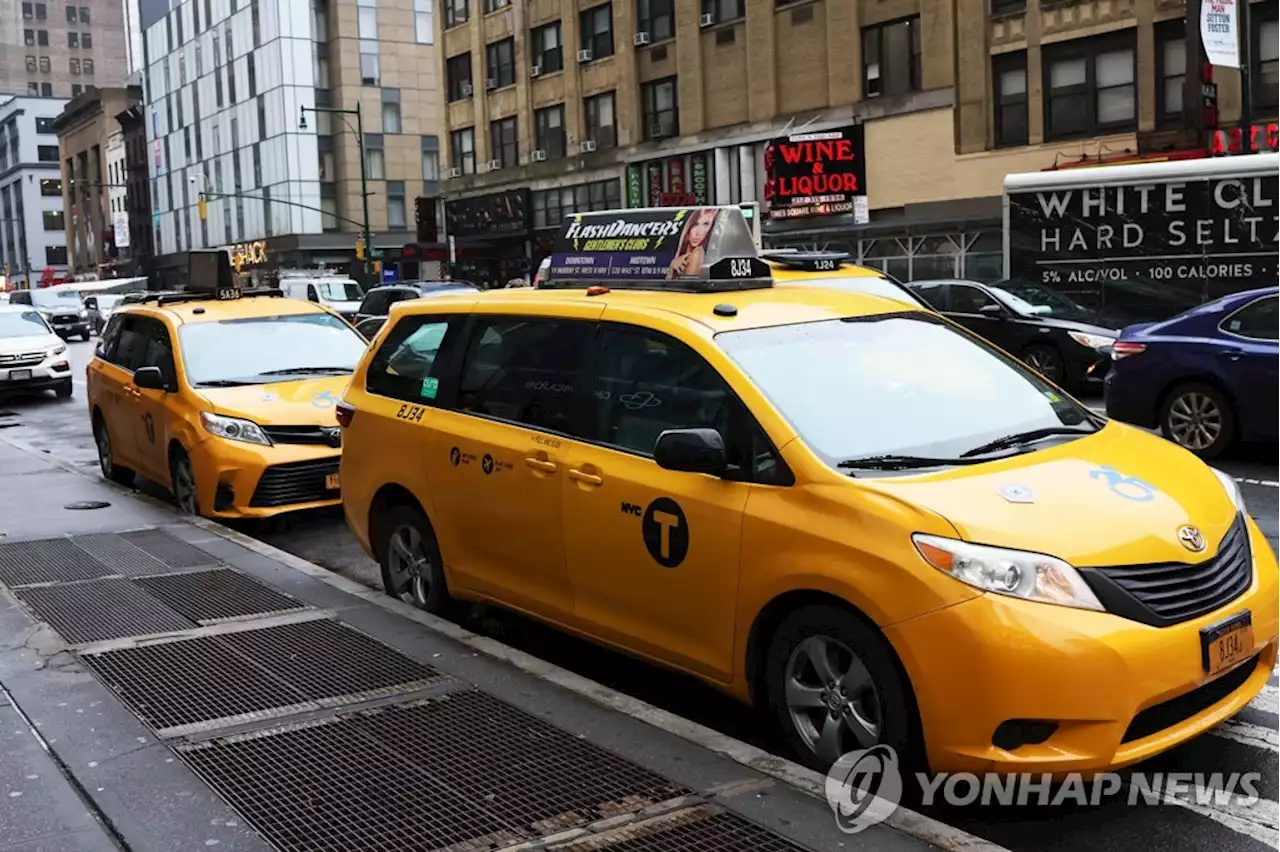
1201,612,1253,676
325,472,341,490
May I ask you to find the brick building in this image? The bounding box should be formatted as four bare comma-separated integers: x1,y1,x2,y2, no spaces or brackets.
436,0,1277,285
0,0,128,100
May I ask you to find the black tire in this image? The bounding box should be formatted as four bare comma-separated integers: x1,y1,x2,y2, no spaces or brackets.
1160,382,1235,459
55,380,72,399
93,415,135,485
375,503,451,614
765,605,921,774
80,332,91,342
169,448,200,515
1021,343,1066,387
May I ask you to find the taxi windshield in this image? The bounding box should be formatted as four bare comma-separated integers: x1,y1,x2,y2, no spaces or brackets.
316,281,363,302
178,313,368,387
717,312,1096,469
0,311,52,337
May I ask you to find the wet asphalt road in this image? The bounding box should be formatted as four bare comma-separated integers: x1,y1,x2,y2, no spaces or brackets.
1,337,1276,852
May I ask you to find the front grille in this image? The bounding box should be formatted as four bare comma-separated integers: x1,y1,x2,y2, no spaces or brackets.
49,313,80,324
1084,516,1252,626
0,351,45,367
250,457,341,507
1122,653,1260,742
261,425,342,447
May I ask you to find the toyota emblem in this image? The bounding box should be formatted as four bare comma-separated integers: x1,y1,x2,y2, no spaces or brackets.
1177,525,1206,553
323,427,342,448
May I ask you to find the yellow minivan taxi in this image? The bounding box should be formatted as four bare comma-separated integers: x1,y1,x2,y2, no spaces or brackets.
338,208,1276,776
88,278,368,519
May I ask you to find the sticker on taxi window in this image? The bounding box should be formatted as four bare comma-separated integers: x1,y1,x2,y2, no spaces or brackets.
421,376,439,400
1089,465,1157,503
1044,391,1062,403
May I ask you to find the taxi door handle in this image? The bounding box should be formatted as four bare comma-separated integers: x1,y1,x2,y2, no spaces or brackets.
525,457,558,473
568,468,603,486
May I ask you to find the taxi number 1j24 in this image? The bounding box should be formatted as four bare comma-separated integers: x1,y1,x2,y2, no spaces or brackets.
1201,611,1254,676
396,404,425,423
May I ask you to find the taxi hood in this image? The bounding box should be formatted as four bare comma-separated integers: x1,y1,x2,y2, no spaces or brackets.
196,376,350,425
858,424,1240,568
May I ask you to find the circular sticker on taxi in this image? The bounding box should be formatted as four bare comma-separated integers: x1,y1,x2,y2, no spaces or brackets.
997,483,1036,504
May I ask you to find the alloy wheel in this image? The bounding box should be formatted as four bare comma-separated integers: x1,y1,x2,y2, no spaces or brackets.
1024,349,1059,380
95,422,114,479
784,635,882,766
387,524,432,607
1167,392,1223,451
173,458,199,514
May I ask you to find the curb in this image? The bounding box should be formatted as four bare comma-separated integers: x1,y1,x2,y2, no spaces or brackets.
0,430,1009,852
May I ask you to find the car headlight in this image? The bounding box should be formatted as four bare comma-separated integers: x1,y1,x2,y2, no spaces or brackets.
1068,331,1116,351
912,534,1104,611
78,309,88,318
199,412,272,446
48,343,67,357
1211,468,1246,512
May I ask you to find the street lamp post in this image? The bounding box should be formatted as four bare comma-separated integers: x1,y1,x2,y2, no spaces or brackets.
299,103,372,283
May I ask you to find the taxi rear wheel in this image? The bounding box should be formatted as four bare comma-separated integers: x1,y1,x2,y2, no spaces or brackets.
169,450,200,515
378,504,449,614
93,416,134,486
765,605,918,773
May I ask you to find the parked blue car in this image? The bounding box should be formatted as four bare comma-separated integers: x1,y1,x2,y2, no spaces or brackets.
1104,286,1277,458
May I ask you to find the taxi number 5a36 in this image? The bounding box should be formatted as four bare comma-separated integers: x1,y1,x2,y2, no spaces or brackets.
396,404,425,423
1200,611,1253,676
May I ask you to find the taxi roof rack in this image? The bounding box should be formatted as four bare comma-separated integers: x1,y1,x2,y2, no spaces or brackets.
761,250,852,271
136,287,285,307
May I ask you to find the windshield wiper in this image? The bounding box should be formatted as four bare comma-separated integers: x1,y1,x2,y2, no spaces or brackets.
256,366,352,376
838,454,1011,472
195,379,258,387
960,426,1094,458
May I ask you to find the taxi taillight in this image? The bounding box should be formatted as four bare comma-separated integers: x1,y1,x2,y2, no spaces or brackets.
336,401,356,428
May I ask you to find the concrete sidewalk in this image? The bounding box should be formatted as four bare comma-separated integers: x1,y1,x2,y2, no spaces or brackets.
0,436,992,852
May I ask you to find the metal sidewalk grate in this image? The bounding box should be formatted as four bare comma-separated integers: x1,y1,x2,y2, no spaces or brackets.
14,579,196,644
355,691,690,835
119,529,217,569
216,619,445,702
0,538,113,587
134,569,306,623
68,533,172,576
179,717,519,852
81,634,310,732
549,807,813,851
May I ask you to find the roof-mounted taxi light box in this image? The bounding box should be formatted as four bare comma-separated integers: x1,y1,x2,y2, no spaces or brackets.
542,205,773,293
761,250,852,272
145,250,284,307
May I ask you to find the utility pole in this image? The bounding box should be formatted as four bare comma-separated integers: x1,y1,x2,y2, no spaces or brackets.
1237,0,1253,151
299,103,373,283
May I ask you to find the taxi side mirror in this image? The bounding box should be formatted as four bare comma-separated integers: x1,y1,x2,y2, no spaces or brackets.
654,428,727,476
133,366,171,392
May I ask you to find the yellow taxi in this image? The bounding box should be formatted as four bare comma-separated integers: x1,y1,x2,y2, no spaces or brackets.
763,249,931,310
338,207,1277,775
87,251,369,518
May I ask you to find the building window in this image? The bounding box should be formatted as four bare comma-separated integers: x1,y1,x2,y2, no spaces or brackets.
490,116,518,168
414,0,434,43
43,210,64,230
36,29,47,45
70,57,80,74
35,3,46,19
83,57,93,75
24,30,35,46
320,184,338,231
580,3,614,60
531,179,621,229
358,5,377,38
247,53,256,97
534,104,566,158
862,16,920,98
584,90,616,148
78,5,87,21
993,51,1028,147
65,4,74,21
35,117,54,133
532,21,563,73
387,181,406,229
71,83,83,96
40,179,61,196
642,77,678,139
444,0,468,29
701,0,743,25
451,127,475,175
382,89,402,133
484,0,510,11
39,55,50,72
37,145,59,161
1255,6,1278,111
636,0,674,41
25,56,36,72
81,31,90,47
1156,20,1185,126
1043,33,1136,139
365,134,386,179
23,2,33,18
446,53,472,101
422,143,440,180
46,245,67,265
360,40,380,85
486,38,515,88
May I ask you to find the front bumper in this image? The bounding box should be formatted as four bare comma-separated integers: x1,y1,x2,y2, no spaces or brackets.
49,320,91,337
188,436,341,519
0,359,73,392
886,518,1279,775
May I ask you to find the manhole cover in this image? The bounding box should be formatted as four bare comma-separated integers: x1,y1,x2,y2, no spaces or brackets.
65,500,111,510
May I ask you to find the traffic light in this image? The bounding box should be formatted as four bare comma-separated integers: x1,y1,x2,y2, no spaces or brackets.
198,197,207,220
355,238,365,260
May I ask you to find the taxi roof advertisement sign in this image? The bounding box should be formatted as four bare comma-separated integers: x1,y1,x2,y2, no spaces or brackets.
549,206,759,282
764,125,868,221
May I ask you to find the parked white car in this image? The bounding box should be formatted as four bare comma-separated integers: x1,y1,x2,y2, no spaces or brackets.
278,275,364,323
0,305,73,399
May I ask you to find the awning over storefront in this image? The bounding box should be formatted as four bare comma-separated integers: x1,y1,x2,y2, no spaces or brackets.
762,195,1003,241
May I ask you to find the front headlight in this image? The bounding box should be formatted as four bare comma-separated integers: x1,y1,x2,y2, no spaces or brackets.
199,412,272,446
48,343,67,357
1068,331,1116,351
1211,468,1246,512
912,534,1104,611
78,309,88,318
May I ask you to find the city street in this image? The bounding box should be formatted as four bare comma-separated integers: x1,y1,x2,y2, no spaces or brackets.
3,337,1277,852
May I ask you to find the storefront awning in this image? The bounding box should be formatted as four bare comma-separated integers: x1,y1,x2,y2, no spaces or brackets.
763,195,1003,241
